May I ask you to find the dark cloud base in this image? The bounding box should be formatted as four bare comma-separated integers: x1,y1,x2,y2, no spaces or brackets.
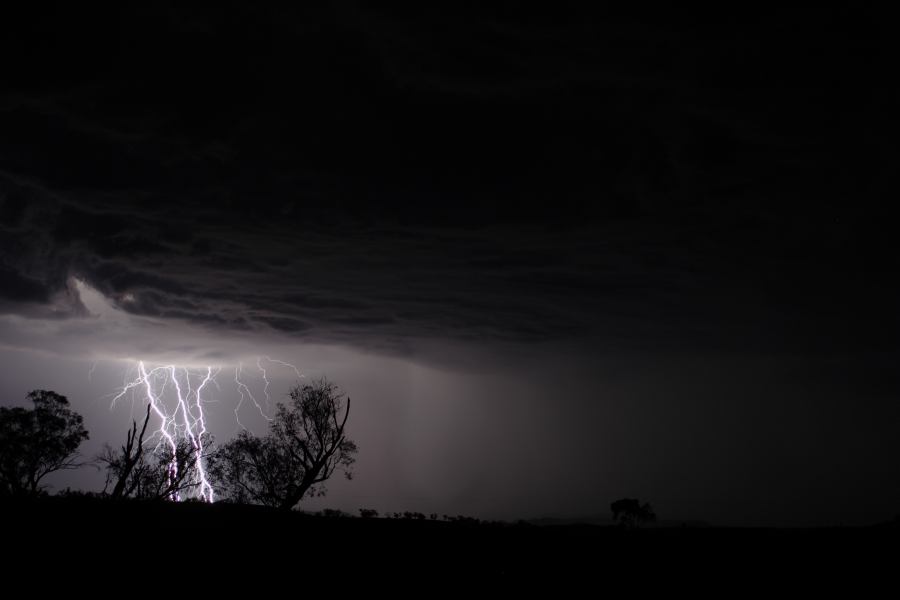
0,6,897,355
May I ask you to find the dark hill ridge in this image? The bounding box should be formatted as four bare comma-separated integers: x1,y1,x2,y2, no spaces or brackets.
3,495,896,591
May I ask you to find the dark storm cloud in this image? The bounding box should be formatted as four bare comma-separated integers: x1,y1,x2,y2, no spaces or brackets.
0,174,707,350
0,264,47,303
0,6,897,355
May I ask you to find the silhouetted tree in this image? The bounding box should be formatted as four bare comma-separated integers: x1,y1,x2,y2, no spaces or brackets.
0,390,89,496
610,498,657,528
99,404,151,499
99,403,212,500
211,377,357,510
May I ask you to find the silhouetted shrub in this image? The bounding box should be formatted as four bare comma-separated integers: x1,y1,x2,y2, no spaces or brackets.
610,498,657,528
0,390,89,497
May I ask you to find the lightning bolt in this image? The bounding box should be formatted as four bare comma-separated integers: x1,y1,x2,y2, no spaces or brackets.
140,362,180,500
260,356,303,380
258,356,304,413
256,357,272,413
193,367,216,502
107,357,303,502
235,362,272,426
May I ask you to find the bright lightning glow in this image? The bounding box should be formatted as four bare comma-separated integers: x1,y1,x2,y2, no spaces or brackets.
108,357,303,502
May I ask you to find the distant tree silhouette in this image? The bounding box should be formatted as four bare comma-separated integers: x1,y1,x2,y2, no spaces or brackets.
210,377,357,510
610,498,657,528
99,404,151,499
0,390,89,497
99,403,211,500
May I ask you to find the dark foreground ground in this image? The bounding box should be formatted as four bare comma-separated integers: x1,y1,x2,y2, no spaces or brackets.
3,496,897,592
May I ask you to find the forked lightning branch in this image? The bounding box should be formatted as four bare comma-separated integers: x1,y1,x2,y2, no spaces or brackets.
109,357,303,503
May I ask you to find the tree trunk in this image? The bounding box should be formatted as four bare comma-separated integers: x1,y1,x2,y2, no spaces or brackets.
278,471,318,510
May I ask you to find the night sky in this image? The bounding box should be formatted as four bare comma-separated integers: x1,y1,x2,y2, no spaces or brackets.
1,5,898,526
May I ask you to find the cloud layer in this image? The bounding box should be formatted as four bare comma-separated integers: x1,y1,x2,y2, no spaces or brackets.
1,6,897,359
